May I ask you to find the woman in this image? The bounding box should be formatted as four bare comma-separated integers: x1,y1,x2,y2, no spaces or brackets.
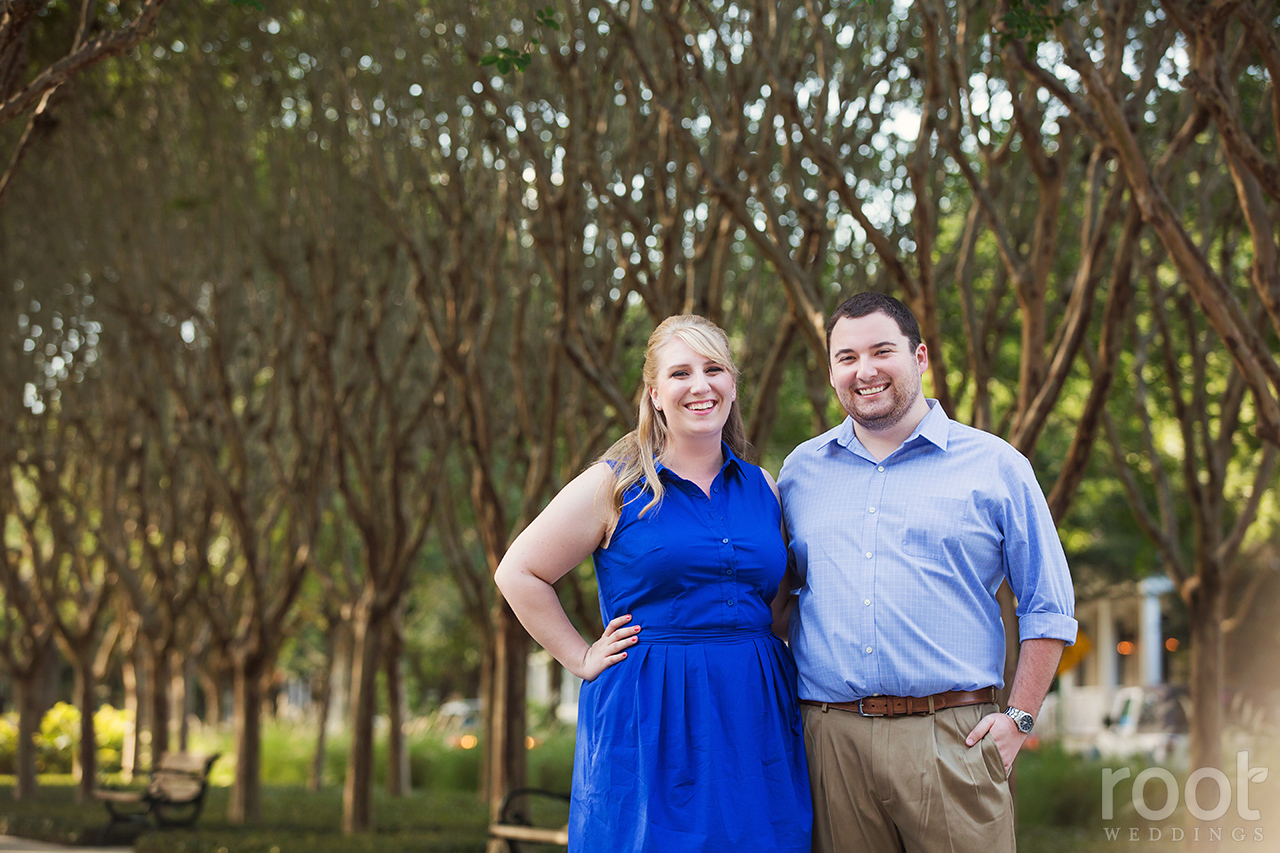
494,315,811,853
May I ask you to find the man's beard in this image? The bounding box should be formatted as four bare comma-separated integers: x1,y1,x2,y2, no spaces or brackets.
838,380,920,432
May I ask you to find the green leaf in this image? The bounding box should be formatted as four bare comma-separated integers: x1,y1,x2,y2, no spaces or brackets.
478,6,558,75
536,7,561,30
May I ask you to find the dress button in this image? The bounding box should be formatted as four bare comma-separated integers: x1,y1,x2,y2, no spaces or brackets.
865,646,873,654
727,599,736,607
722,538,729,544
725,568,733,576
863,599,871,606
865,552,873,559
877,466,885,472
868,507,876,514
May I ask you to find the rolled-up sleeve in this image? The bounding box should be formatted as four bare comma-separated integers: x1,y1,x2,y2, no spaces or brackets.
1003,453,1078,645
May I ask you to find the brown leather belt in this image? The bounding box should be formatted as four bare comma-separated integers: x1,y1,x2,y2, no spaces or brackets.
800,687,998,717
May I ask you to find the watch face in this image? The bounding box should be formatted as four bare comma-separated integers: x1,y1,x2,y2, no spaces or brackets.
1006,708,1034,733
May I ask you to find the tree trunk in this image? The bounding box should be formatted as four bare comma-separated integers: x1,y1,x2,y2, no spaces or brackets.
485,601,528,853
73,655,98,803
229,656,264,824
199,666,222,729
137,644,155,770
477,641,495,801
121,652,139,781
171,648,188,747
1186,564,1225,848
545,662,563,729
12,664,46,800
1187,571,1225,773
330,623,353,730
384,619,410,797
174,650,192,750
149,644,171,760
343,600,384,833
308,623,338,792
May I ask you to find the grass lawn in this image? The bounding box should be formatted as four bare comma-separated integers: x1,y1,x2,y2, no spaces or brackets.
0,779,494,852
0,742,1212,852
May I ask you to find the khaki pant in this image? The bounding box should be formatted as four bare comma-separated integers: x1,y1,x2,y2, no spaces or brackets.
802,702,1015,853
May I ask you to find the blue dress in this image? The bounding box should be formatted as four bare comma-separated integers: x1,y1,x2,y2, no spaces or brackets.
568,445,812,853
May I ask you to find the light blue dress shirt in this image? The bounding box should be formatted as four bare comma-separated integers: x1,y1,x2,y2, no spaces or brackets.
778,400,1078,702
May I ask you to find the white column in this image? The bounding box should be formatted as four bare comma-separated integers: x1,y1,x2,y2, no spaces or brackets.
1096,598,1116,712
1139,576,1175,687
527,649,552,705
558,667,582,724
1057,668,1076,737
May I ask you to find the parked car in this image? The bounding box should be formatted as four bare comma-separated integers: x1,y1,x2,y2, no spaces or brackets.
1094,684,1191,765
436,698,482,749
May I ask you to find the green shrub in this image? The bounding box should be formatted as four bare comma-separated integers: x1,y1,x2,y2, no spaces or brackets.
0,702,134,775
527,729,574,793
35,703,79,773
257,720,320,787
1016,741,1110,829
409,737,482,792
92,704,130,773
0,717,17,775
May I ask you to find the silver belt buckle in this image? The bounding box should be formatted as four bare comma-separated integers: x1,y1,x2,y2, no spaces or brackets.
857,697,886,717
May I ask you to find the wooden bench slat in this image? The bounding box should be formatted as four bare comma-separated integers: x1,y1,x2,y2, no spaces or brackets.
488,824,570,844
154,753,213,773
153,779,203,800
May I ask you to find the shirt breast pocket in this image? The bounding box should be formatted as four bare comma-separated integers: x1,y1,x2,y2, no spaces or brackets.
902,496,971,558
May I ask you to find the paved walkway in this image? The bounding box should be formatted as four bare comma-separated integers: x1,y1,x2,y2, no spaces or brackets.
0,837,130,852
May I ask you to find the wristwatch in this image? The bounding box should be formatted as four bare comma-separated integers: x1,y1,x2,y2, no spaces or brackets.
1004,706,1035,734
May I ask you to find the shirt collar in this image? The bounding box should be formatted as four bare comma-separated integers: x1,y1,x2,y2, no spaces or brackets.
824,399,952,458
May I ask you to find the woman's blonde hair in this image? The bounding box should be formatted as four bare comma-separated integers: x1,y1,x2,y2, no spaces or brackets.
599,314,752,544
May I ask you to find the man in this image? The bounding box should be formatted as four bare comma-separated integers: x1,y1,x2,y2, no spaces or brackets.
777,292,1077,853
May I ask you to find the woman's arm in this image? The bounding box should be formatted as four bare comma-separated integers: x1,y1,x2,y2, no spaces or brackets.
494,462,641,681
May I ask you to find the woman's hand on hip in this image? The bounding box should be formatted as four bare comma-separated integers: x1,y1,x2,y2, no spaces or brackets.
579,614,641,681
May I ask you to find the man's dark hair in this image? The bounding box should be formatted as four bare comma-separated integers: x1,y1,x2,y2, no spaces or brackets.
825,292,922,354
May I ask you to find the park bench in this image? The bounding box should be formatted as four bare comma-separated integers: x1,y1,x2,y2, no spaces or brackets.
488,787,570,851
94,752,220,831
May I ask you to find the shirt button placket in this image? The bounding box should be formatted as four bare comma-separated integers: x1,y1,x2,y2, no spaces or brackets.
864,461,888,680
712,481,737,622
